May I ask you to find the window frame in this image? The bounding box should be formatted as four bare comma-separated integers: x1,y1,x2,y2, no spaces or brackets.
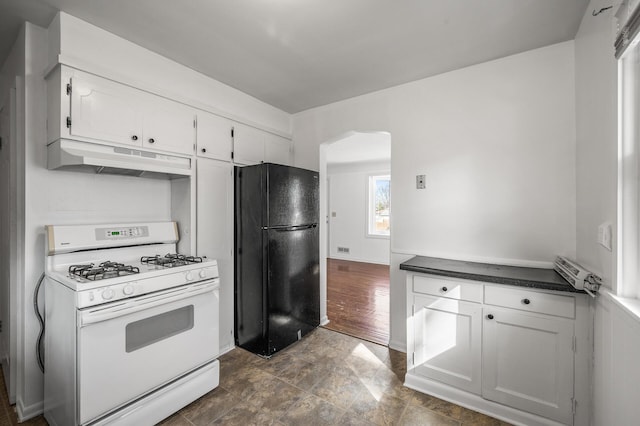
617,31,640,298
366,173,390,239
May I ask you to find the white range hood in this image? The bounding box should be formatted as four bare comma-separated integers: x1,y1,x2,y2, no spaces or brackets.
47,139,192,179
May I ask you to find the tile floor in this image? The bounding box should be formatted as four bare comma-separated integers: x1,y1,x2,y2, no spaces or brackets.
160,328,510,426
1,327,510,425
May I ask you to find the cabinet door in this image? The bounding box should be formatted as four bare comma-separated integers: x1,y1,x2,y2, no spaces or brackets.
196,158,234,352
264,133,291,165
70,74,143,147
482,307,574,424
143,97,195,155
233,123,264,165
197,112,232,161
412,295,482,394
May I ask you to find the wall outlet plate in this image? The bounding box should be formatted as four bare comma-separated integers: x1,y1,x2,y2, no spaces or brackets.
416,175,426,189
597,222,612,251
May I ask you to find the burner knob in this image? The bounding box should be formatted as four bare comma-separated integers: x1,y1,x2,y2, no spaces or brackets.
199,270,207,279
123,284,134,296
185,271,194,281
102,288,114,300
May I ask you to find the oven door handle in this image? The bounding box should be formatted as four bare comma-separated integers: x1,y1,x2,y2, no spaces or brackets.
79,280,218,326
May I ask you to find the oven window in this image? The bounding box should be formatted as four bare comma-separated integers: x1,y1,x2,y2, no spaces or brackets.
125,305,194,352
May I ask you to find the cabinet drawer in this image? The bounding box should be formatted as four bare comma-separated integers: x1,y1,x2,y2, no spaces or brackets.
413,275,483,303
484,286,575,318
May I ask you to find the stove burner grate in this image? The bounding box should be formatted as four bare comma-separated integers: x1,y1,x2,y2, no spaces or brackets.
68,262,140,281
141,253,203,268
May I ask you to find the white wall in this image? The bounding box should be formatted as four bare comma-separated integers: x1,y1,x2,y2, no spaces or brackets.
573,1,640,425
328,161,390,265
574,0,617,287
592,293,640,425
293,41,577,349
0,22,27,408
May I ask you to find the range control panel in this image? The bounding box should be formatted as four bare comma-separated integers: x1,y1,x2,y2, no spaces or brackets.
96,226,149,240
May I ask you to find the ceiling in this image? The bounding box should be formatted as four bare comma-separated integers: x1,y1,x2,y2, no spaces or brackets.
326,132,390,165
0,0,590,114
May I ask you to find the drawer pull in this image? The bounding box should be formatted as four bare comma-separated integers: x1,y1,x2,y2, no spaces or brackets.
487,314,494,320
522,298,531,305
441,286,448,292
131,135,138,141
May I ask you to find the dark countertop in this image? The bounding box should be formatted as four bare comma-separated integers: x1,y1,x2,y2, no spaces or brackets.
400,255,585,294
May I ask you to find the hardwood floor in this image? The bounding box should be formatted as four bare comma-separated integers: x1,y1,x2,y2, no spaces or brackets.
324,258,390,345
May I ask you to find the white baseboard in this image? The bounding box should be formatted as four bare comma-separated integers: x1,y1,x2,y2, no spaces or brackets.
218,344,235,357
16,396,44,422
404,372,564,426
328,255,390,266
388,339,406,353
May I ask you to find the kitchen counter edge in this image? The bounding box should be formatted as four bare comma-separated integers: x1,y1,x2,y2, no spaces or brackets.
399,256,586,294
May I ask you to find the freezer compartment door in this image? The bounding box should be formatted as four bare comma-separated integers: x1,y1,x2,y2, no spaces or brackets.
266,163,319,227
266,225,320,355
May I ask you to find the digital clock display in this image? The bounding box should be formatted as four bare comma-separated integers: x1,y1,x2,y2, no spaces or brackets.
112,231,120,236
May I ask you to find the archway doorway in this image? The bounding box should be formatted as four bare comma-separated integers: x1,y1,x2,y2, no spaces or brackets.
318,131,391,345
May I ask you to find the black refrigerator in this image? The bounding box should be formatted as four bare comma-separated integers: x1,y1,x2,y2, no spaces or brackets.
234,163,320,357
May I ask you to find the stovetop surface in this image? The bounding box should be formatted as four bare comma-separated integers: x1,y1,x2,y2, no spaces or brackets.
67,254,206,281
47,253,217,292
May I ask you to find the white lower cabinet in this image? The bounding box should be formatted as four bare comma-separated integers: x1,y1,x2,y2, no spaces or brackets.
406,273,588,426
482,306,574,425
412,295,482,394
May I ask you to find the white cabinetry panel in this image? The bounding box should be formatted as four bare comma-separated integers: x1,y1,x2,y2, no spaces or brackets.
196,158,234,352
264,133,291,166
485,285,575,319
413,275,483,303
143,98,195,155
412,295,482,394
482,306,574,425
70,74,143,147
232,123,264,165
64,69,194,156
233,122,291,166
406,272,583,426
197,112,232,161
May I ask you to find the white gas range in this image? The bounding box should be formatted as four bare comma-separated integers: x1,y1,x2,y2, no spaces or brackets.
43,222,220,426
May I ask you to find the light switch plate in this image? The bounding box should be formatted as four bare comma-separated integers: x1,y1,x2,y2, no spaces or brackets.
597,222,612,251
416,175,426,189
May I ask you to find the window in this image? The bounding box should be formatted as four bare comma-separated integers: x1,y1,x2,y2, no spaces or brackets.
617,2,640,298
368,174,390,237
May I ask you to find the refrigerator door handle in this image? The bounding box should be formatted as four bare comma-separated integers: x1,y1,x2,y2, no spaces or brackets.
262,224,318,231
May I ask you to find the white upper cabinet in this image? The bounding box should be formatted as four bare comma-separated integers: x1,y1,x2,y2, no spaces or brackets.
196,112,232,161
264,132,291,165
143,97,195,155
232,122,265,165
70,73,143,147
233,122,291,166
54,67,195,156
48,66,289,161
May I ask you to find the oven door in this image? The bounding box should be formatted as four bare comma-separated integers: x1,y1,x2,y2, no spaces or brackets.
77,279,219,425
